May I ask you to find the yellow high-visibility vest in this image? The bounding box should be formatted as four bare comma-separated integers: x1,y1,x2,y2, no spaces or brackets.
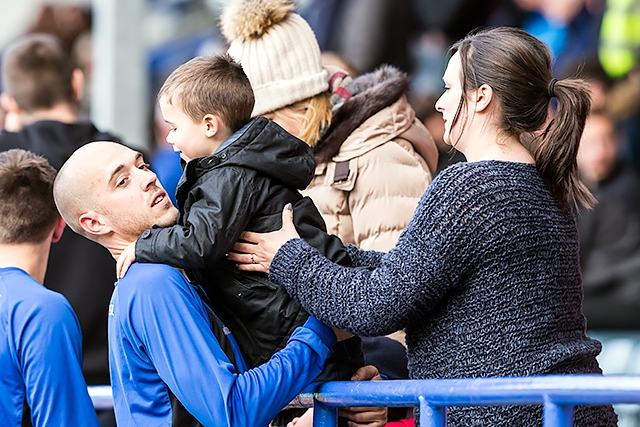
600,0,640,79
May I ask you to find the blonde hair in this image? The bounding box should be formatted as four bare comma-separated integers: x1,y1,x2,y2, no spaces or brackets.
270,92,332,148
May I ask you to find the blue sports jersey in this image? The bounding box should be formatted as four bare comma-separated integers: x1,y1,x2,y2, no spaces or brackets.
0,267,99,426
108,263,335,427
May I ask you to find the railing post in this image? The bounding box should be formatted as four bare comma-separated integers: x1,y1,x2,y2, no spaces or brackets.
419,395,447,427
543,397,574,427
313,399,338,427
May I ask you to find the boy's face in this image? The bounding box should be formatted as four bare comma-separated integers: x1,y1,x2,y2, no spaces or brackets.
159,97,214,162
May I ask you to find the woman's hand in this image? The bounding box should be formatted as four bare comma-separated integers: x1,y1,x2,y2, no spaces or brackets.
228,203,300,273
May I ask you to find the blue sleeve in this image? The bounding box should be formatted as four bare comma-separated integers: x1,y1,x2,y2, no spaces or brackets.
15,293,99,427
135,168,264,270
126,267,335,427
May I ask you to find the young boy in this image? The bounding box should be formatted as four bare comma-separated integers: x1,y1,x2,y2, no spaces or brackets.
0,149,99,426
117,54,362,377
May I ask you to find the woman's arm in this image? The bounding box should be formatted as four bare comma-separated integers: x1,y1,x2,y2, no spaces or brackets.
231,175,470,336
345,244,385,268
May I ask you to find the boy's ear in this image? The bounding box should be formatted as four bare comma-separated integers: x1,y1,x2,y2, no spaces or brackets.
79,212,111,236
203,114,220,138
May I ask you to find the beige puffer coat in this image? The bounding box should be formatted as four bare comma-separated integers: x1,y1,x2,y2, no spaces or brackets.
305,67,437,251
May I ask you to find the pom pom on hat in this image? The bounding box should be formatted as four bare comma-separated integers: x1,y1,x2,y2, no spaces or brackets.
220,0,295,41
220,0,329,117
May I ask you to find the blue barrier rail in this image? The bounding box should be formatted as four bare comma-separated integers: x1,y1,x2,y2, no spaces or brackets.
88,374,640,426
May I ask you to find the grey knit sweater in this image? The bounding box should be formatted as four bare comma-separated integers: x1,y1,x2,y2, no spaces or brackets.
270,161,617,426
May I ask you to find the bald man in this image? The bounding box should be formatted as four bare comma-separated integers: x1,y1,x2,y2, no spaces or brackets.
53,141,339,427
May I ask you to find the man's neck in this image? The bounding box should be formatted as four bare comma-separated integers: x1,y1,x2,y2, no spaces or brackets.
107,235,134,260
0,242,51,284
106,236,189,280
21,103,79,126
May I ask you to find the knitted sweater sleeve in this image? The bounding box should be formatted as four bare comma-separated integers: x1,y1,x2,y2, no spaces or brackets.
345,243,385,268
270,165,478,336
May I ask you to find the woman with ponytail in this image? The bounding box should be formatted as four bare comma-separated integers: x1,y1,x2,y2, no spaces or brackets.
229,27,617,426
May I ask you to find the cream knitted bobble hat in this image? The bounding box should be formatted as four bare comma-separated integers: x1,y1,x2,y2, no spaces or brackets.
220,0,329,117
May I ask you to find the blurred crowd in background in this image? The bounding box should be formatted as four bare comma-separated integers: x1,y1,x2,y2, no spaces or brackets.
3,0,640,425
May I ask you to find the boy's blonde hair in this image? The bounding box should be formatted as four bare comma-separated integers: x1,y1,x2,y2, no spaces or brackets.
158,53,254,131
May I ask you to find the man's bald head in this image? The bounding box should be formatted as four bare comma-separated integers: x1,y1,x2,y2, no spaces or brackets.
54,141,178,247
54,142,106,238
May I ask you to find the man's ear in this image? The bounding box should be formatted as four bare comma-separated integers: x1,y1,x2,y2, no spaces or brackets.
0,94,23,132
0,93,20,114
203,114,220,138
71,69,85,102
474,84,494,113
79,212,110,236
51,215,66,243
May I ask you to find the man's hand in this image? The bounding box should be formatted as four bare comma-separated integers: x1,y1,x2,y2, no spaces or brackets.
116,241,137,278
339,365,387,427
283,366,388,427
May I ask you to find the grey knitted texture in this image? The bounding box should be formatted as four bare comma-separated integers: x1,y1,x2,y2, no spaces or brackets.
270,160,617,426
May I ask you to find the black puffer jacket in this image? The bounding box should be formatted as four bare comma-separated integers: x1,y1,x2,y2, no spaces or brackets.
136,117,353,368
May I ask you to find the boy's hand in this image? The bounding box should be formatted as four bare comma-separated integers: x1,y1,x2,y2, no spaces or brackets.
116,241,137,279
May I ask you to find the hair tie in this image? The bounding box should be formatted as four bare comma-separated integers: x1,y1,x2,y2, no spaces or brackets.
548,78,558,98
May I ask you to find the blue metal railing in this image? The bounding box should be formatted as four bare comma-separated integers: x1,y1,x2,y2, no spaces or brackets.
88,385,113,410
88,374,640,426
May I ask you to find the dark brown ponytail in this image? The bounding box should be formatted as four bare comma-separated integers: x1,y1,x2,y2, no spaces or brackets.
535,79,595,209
451,26,594,210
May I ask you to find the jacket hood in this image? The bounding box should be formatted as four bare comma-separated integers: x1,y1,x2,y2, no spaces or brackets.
314,65,410,164
0,120,123,170
202,117,315,190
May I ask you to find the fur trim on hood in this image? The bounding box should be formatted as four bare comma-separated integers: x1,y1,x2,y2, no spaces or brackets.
314,65,411,164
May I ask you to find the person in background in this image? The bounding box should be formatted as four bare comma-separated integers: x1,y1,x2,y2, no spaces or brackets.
229,26,617,426
577,109,640,330
221,4,436,423
0,32,125,427
221,0,438,252
0,149,99,427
